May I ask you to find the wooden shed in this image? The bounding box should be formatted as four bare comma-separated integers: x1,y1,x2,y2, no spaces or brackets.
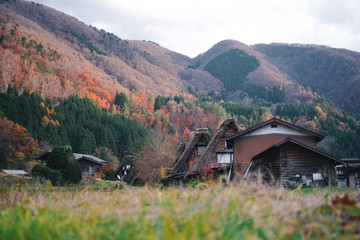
248,138,344,187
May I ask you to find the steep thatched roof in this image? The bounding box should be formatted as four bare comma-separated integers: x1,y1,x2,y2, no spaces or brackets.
186,118,240,176
170,128,211,174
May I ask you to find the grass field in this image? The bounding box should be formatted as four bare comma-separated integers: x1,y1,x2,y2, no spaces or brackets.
0,181,360,240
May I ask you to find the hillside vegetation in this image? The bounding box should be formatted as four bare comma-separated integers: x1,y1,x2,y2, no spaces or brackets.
204,49,260,90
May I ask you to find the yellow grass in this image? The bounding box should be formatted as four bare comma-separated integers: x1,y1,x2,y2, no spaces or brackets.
0,183,359,239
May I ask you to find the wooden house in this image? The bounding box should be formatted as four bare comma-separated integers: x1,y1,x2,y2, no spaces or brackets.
249,138,342,187
74,153,106,179
167,128,211,184
36,150,106,179
336,158,360,189
186,118,240,180
226,118,324,177
226,117,343,187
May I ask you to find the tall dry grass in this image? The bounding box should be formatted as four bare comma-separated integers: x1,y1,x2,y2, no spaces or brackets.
0,182,359,239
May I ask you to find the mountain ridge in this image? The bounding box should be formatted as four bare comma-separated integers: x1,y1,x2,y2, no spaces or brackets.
0,0,359,114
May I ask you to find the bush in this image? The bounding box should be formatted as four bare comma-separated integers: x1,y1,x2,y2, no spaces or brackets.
31,164,63,185
47,146,73,170
62,160,82,184
103,170,116,181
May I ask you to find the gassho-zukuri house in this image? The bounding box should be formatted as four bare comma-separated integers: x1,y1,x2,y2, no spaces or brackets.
167,117,347,188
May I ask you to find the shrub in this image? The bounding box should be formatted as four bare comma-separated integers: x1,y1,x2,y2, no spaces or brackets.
47,146,73,170
62,160,82,184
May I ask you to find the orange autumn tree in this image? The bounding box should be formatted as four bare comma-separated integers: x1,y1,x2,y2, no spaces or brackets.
0,118,41,169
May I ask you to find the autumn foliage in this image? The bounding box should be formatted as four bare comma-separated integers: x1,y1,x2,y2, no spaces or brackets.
0,118,41,169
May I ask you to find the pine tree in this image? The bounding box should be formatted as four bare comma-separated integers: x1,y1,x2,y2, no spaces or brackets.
114,92,129,112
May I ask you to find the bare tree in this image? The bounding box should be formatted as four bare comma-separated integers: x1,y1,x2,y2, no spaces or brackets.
134,130,177,183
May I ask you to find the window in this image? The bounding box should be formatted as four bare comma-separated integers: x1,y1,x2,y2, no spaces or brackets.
271,124,277,128
217,153,232,164
198,146,206,156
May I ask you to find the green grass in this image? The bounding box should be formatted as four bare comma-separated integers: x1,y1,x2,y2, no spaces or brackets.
0,184,359,239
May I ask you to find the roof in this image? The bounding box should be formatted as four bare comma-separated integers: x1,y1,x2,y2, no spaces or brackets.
1,169,28,175
36,150,107,165
170,128,211,174
74,153,107,165
186,118,239,176
252,138,344,165
35,149,52,160
227,118,324,147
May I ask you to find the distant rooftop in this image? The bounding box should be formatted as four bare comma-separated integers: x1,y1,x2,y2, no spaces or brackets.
1,169,28,175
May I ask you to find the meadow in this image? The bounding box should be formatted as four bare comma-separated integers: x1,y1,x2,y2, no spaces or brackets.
0,180,360,240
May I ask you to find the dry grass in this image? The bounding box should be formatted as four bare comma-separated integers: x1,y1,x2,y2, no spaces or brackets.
0,183,359,239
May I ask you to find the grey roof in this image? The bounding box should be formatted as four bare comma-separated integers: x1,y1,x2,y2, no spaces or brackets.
2,169,28,175
74,153,107,165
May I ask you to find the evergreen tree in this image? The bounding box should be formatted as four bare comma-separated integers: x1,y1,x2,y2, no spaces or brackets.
63,159,82,184
47,145,73,170
114,92,129,112
154,95,166,111
0,146,7,169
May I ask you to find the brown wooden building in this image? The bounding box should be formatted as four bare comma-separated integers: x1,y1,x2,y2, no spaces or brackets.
249,138,342,187
227,118,324,177
167,128,211,183
74,153,106,179
226,118,343,187
187,118,240,179
336,158,360,189
36,150,106,179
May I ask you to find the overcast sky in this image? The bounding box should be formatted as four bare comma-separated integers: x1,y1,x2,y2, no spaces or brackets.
30,0,360,57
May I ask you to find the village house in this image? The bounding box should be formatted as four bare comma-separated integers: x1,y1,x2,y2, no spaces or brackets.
186,118,240,180
336,158,360,189
226,117,344,187
168,117,345,188
167,128,211,184
36,150,106,179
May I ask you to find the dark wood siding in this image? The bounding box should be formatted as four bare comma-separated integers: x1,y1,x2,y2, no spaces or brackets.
279,142,333,186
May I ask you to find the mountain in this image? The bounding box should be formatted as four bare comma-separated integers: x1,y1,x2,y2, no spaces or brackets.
1,0,360,166
254,43,360,113
1,0,360,114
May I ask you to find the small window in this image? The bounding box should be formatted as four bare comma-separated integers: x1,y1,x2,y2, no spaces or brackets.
271,124,277,128
198,146,206,156
217,153,232,164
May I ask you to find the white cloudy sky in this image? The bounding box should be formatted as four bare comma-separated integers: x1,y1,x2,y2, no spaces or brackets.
31,0,360,57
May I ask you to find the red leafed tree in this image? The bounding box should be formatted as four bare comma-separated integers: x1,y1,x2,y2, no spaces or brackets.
134,130,176,184
0,118,41,169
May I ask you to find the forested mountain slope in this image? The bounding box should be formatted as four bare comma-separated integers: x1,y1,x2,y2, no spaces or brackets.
254,43,360,113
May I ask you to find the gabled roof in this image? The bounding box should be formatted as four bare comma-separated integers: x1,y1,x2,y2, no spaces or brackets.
252,138,344,165
227,117,324,146
74,153,107,165
170,128,211,174
186,118,239,175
